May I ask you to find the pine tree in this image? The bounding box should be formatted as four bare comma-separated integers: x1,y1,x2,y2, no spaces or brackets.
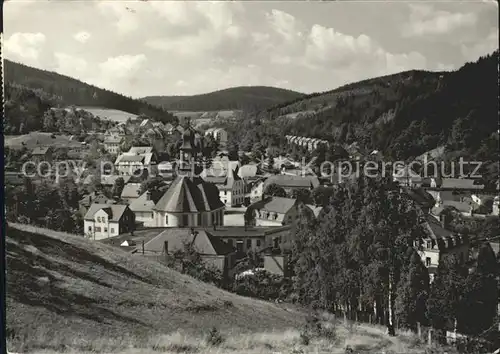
395,250,430,330
459,243,498,335
427,254,468,342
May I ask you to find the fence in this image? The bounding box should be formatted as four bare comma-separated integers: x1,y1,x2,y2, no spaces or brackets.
335,308,499,352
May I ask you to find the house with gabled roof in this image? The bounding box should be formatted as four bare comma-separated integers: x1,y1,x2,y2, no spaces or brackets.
84,204,135,240
142,228,236,274
416,214,469,281
120,183,142,203
104,135,122,154
114,146,158,176
31,146,53,164
129,190,157,227
263,174,320,196
152,175,225,227
78,192,115,216
203,166,245,207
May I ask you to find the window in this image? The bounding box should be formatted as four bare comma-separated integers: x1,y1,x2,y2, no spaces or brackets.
425,257,431,267
97,217,101,222
246,239,252,249
165,215,169,225
104,228,108,232
236,240,243,253
88,226,92,231
111,228,115,233
256,239,261,247
95,227,101,232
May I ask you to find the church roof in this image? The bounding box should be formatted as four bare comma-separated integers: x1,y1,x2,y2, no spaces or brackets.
153,176,224,213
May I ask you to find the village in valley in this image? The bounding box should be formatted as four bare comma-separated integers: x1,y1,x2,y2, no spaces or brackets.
3,1,500,353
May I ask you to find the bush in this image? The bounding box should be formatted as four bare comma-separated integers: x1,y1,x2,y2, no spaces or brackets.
205,327,224,346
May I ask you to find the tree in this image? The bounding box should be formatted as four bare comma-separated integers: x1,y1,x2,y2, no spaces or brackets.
112,177,125,198
459,243,498,336
292,188,312,204
395,251,430,330
427,254,468,342
264,183,286,198
311,186,334,206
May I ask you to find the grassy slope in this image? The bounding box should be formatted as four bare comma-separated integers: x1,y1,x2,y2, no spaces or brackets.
75,107,139,123
6,223,453,353
6,224,302,349
4,132,84,149
142,86,305,112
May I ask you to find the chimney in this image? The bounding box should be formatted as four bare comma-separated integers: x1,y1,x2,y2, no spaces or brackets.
146,191,151,201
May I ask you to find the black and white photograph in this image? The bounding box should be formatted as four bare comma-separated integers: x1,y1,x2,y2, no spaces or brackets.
2,0,499,353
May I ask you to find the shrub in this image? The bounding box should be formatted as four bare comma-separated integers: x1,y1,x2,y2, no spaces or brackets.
205,327,224,346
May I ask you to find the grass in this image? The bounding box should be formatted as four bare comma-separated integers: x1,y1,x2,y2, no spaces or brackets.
6,223,453,354
76,107,138,123
4,132,84,149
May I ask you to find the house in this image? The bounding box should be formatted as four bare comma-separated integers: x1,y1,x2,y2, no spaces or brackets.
120,183,142,203
203,167,245,207
205,128,228,147
247,197,308,226
138,119,154,131
157,161,176,181
263,175,320,196
152,175,225,227
417,214,470,281
84,204,135,240
103,135,122,154
425,177,484,191
249,179,266,203
206,225,292,255
142,228,236,275
129,191,156,227
114,146,158,176
78,192,115,216
31,146,53,164
393,165,422,187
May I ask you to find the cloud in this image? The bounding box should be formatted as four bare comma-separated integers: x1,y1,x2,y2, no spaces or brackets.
54,52,88,78
403,4,477,37
98,54,147,79
73,31,91,44
461,30,499,62
4,32,46,61
96,1,140,34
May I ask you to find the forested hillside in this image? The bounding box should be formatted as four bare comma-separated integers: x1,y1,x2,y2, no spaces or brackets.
264,51,498,161
3,60,176,134
224,51,498,161
142,86,305,112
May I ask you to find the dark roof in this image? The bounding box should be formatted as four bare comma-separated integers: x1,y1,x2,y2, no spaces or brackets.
119,155,145,163
84,204,130,221
32,146,51,155
264,175,320,189
404,187,435,207
153,176,224,213
79,192,115,207
206,225,291,238
144,229,233,255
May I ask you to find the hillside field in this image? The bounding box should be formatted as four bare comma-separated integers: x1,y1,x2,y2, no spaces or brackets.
4,132,84,150
76,107,139,123
4,223,447,354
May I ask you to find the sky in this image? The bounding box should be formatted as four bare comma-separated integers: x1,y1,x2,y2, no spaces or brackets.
3,0,499,98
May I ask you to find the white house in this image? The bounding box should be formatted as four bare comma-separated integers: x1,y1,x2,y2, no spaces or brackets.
84,204,135,240
129,191,156,227
204,168,245,207
114,146,158,176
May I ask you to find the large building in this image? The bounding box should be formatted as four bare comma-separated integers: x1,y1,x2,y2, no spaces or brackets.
152,175,225,227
